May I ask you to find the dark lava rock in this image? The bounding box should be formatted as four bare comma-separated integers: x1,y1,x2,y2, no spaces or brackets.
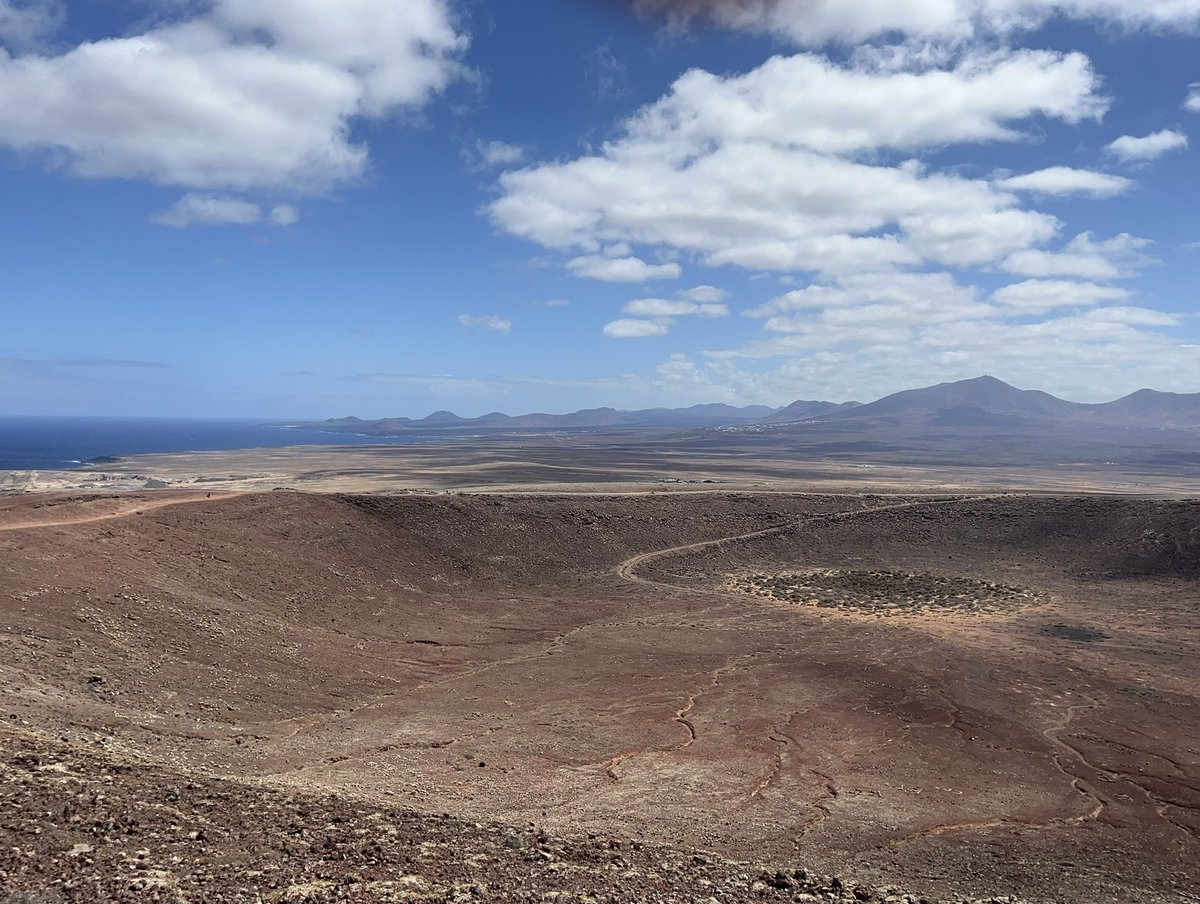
1040,623,1111,643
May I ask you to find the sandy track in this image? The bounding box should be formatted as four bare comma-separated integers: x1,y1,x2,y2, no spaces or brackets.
0,491,246,532
612,492,1169,845
615,494,994,586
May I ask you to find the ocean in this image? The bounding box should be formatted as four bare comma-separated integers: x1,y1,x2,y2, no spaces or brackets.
0,417,435,471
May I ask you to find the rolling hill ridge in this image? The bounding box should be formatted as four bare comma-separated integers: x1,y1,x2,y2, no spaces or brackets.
305,375,1200,435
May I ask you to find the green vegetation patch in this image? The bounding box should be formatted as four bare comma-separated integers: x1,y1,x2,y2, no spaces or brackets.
731,569,1046,617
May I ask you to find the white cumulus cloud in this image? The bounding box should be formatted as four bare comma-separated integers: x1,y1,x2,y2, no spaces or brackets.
678,285,729,303
1004,232,1153,279
995,166,1133,197
623,298,729,318
1187,83,1200,112
492,49,1104,280
605,295,730,339
689,301,1198,404
746,272,977,317
567,255,682,282
603,318,671,338
634,0,1200,46
1105,129,1189,162
0,0,466,193
622,50,1105,157
748,275,994,335
991,279,1132,313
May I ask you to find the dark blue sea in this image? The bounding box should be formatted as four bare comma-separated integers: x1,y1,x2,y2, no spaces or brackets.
0,417,435,471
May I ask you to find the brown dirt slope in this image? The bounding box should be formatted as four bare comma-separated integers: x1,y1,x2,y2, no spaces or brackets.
1,728,1019,904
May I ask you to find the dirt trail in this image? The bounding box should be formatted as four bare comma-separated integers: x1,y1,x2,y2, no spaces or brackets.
615,493,1135,842
0,492,245,532
615,495,992,586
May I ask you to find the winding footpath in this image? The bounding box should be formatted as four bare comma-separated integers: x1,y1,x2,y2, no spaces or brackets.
603,495,994,788
0,492,246,532
615,494,992,587
610,492,1159,841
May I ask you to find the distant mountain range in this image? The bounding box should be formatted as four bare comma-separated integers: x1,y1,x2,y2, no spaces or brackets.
304,375,1200,436
811,376,1200,431
761,399,863,423
312,402,779,434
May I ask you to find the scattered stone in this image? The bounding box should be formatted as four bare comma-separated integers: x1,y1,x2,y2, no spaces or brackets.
731,569,1045,617
1040,624,1110,643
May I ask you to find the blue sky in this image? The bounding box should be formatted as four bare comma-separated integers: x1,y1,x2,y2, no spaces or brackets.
1,0,1198,417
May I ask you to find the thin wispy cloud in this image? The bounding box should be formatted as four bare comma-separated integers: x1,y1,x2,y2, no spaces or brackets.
585,44,629,103
152,194,300,229
465,139,527,172
10,358,171,369
677,286,729,303
567,255,682,282
623,298,728,318
1185,83,1200,112
996,166,1133,197
603,318,671,339
0,0,61,48
457,314,513,334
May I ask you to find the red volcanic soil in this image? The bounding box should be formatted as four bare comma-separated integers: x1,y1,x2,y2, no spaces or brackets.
0,490,1197,903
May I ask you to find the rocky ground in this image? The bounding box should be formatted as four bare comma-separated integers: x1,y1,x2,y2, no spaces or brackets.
0,730,1027,904
730,570,1045,616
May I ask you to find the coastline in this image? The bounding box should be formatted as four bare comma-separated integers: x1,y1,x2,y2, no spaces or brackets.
4,439,1198,498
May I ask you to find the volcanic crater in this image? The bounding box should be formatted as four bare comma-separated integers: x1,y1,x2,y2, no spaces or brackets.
0,489,1197,903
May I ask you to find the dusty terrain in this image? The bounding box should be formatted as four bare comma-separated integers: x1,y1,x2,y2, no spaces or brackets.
3,433,1199,498
1,488,1198,902
0,729,1018,904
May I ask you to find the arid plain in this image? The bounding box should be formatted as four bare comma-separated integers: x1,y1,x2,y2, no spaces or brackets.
1,438,1199,903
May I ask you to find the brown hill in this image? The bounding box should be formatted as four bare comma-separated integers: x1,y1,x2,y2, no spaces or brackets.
1086,387,1200,429
817,375,1200,430
817,375,1081,425
761,399,862,423
308,403,777,435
